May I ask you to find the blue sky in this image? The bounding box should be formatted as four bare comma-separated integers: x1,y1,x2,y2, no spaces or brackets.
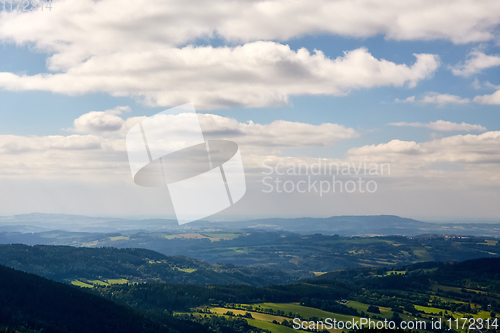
0,0,500,221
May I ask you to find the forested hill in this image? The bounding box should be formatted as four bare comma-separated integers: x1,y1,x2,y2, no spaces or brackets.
1,255,499,333
0,264,208,333
0,244,308,286
315,257,500,282
91,257,500,320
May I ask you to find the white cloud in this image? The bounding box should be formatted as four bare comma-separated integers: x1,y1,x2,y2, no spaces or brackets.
3,108,499,190
0,134,104,153
1,0,499,217
460,79,500,105
484,81,500,90
473,89,500,105
72,106,131,134
388,120,486,132
418,93,470,106
395,96,416,103
348,131,500,166
451,50,500,76
471,79,500,105
0,109,358,178
1,0,498,54
471,78,482,89
10,0,497,109
198,114,358,150
0,44,439,109
396,92,469,106
2,107,500,218
339,130,500,203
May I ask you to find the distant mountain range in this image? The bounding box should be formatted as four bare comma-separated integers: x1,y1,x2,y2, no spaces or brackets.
1,213,500,237
0,213,178,233
1,232,499,277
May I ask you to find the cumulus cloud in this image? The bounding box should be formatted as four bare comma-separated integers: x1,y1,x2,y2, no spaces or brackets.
451,50,500,76
0,44,439,109
415,93,470,106
0,135,104,154
348,131,500,166
473,89,500,105
388,120,486,132
0,0,478,109
471,79,500,105
245,129,500,194
1,0,499,217
1,0,499,53
2,107,500,217
0,134,122,180
199,114,358,150
396,92,469,106
338,130,500,197
72,106,131,134
4,107,500,190
0,109,358,178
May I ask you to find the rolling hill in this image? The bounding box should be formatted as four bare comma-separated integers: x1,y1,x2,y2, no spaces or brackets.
0,244,309,286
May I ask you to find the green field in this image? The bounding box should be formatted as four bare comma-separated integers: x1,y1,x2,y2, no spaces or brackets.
224,247,250,254
210,307,290,323
192,307,353,333
250,302,366,322
346,301,393,317
432,283,488,295
479,240,498,246
412,247,433,261
202,233,241,240
198,303,433,333
163,234,178,239
244,318,299,333
332,238,394,245
71,278,129,287
71,280,94,288
385,270,406,276
199,313,302,333
346,301,415,322
88,279,109,286
106,278,129,284
414,304,447,315
430,295,467,305
175,267,197,273
109,235,129,241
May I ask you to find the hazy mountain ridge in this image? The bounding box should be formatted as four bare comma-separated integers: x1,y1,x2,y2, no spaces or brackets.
2,213,500,236
1,234,499,283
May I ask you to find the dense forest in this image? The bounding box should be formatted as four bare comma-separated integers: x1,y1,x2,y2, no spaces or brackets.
1,243,499,332
0,264,208,333
0,244,307,286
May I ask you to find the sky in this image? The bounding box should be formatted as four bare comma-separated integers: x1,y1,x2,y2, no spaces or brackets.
0,0,500,222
